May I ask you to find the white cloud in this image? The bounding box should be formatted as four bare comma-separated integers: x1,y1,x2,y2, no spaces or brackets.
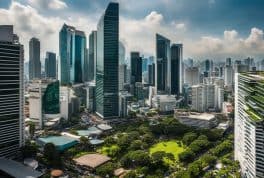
0,1,96,61
28,0,67,10
145,11,163,25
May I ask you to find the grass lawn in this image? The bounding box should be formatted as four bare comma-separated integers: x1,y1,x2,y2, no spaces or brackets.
149,140,186,161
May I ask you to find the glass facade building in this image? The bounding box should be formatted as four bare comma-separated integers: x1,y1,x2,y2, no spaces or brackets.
60,24,86,85
45,52,56,79
42,81,60,114
29,37,41,80
130,52,142,85
171,44,182,95
96,2,119,119
155,33,170,93
88,31,97,82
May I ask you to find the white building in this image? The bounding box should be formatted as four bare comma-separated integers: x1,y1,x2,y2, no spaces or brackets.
191,83,223,112
175,112,217,129
184,67,199,86
152,95,176,112
60,86,80,120
224,65,234,89
234,72,264,178
119,91,133,118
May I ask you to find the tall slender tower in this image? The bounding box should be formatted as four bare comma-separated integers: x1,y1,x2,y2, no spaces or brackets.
155,33,170,94
88,31,97,82
96,2,119,119
45,52,56,79
130,51,142,84
0,25,24,158
29,37,41,80
171,44,183,95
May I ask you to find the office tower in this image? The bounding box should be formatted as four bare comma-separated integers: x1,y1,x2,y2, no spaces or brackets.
130,52,142,84
148,63,155,86
29,80,59,129
142,58,148,72
186,58,194,67
74,30,86,83
148,56,154,65
234,72,264,178
59,24,86,85
119,42,126,91
224,66,234,86
0,25,24,157
88,31,97,81
83,48,89,82
205,59,210,72
171,44,182,95
226,57,232,66
45,52,56,79
59,24,75,85
234,64,249,73
29,37,41,80
185,67,199,86
119,91,133,118
155,33,170,93
85,82,96,112
119,64,127,91
96,2,119,119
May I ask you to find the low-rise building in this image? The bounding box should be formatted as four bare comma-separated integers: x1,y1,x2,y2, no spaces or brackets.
175,111,217,129
152,95,177,113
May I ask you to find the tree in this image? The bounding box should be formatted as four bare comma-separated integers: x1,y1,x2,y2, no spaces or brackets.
124,171,137,178
96,162,117,177
28,122,35,139
201,154,217,167
104,136,116,146
43,143,61,168
129,140,143,150
179,149,195,163
21,140,38,158
142,133,154,145
117,135,131,151
182,132,198,146
80,136,91,151
121,150,150,168
151,151,166,165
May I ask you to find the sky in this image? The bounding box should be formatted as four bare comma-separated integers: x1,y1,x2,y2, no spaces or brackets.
1,0,264,62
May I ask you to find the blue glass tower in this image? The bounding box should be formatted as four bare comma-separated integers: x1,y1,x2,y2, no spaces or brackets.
96,2,119,119
59,24,86,85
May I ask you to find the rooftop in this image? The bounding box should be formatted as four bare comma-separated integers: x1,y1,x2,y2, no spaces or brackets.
74,153,110,169
37,136,78,151
0,158,43,178
97,124,112,131
188,113,215,120
77,126,102,136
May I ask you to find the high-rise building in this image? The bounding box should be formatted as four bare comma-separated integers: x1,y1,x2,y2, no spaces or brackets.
74,30,86,83
96,2,119,119
130,52,142,85
148,63,155,86
0,25,24,158
226,57,232,66
185,67,199,86
205,59,210,72
88,31,97,81
59,24,86,85
234,72,264,178
83,48,89,82
29,37,41,80
119,42,126,91
155,33,170,93
170,44,182,95
224,66,234,87
45,52,56,79
142,58,148,72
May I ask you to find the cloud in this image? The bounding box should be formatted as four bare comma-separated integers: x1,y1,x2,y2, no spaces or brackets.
145,11,163,25
186,28,264,60
28,0,67,10
0,1,96,61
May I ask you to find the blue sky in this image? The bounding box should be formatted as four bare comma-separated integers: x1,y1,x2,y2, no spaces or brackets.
1,0,264,61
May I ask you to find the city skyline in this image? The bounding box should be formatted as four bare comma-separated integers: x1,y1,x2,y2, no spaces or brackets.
1,0,264,61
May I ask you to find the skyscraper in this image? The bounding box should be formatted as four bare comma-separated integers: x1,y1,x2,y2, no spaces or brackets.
45,52,56,79
29,37,41,80
171,44,182,95
96,2,119,119
185,67,199,86
130,52,142,85
83,48,89,82
88,31,97,81
0,25,24,157
119,42,126,91
234,72,264,178
155,33,170,93
148,63,155,86
59,24,75,85
59,24,86,85
74,30,86,83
